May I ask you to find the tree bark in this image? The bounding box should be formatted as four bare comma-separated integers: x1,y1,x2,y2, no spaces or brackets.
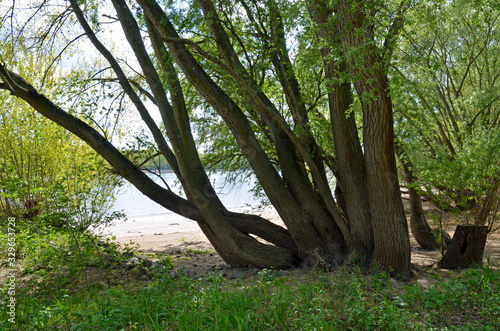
199,0,349,265
439,225,488,269
140,0,348,266
67,0,293,269
336,0,412,278
408,187,440,251
397,148,440,250
308,0,373,262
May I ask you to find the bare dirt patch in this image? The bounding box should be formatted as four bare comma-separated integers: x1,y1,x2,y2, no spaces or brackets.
109,200,499,283
3,200,498,293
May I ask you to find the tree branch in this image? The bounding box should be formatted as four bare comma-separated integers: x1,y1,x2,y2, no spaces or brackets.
383,0,412,66
0,65,296,248
0,64,202,221
68,0,181,178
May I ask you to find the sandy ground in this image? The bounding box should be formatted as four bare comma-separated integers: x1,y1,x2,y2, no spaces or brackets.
110,203,500,270
109,207,280,252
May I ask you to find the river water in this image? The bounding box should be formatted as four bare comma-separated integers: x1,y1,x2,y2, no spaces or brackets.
103,171,261,236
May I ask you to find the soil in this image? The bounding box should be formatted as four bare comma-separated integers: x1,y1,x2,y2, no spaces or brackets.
110,199,500,283
1,198,499,291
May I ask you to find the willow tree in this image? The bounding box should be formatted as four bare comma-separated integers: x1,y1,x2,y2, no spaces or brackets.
392,0,500,230
0,0,413,278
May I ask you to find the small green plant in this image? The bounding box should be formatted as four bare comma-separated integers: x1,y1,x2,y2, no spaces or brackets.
186,249,215,255
159,256,177,269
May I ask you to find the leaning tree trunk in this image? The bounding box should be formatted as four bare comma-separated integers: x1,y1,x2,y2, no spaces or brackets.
408,187,440,251
397,148,440,250
111,0,302,268
439,225,488,269
142,0,349,266
0,62,297,269
68,0,295,269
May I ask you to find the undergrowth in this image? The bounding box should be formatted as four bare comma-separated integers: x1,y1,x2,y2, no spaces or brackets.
1,220,499,330
1,260,499,329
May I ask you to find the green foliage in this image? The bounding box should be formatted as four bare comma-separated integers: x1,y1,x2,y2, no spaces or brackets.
393,0,500,226
2,265,499,330
414,131,500,209
0,221,138,329
185,248,215,255
0,44,122,231
0,221,122,278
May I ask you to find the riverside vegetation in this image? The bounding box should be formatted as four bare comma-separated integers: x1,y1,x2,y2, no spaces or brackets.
1,0,500,328
2,0,499,279
0,213,499,330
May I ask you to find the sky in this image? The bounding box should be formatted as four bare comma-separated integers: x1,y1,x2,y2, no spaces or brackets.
0,0,165,147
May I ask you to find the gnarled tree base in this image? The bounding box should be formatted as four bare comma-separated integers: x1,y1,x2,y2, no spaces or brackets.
439,225,488,269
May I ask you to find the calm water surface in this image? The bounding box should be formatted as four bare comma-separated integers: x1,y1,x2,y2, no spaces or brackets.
103,171,260,236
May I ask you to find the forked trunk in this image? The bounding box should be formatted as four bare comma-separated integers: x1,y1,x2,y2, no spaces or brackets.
141,0,347,266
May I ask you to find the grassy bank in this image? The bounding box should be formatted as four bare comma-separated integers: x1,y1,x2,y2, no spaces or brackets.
1,222,499,330
2,259,499,330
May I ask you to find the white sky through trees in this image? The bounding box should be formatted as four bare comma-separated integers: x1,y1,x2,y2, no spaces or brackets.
0,0,165,149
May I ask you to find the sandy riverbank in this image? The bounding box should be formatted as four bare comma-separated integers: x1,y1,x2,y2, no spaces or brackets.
108,206,500,271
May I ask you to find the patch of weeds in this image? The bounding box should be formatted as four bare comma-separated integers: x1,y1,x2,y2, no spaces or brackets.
159,255,177,269
2,238,499,331
257,268,287,282
186,249,215,255
403,266,500,329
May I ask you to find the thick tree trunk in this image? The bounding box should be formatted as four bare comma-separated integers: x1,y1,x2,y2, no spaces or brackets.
327,70,374,261
71,0,294,269
363,97,411,278
439,225,488,269
308,0,373,263
271,123,348,265
140,0,349,267
141,4,317,259
336,0,412,278
2,0,419,274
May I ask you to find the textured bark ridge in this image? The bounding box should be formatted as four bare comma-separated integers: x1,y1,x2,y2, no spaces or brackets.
439,225,488,269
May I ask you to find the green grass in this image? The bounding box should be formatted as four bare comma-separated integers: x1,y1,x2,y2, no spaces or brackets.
1,264,499,330
1,222,499,330
185,249,216,255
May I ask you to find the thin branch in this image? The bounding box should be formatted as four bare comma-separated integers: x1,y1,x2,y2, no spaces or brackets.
41,33,86,87
68,0,180,177
383,0,412,66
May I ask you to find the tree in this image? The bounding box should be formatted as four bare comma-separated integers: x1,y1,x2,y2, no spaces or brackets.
392,0,500,230
0,0,415,278
0,42,120,231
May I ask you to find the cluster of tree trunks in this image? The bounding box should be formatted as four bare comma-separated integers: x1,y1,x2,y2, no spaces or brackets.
0,0,491,278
